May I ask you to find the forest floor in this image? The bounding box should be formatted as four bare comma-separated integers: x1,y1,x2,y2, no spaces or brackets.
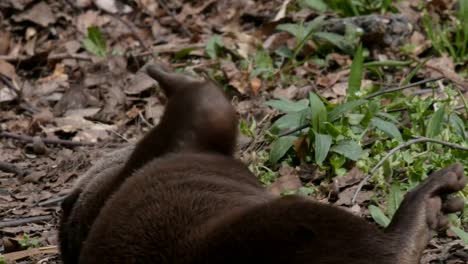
1,0,467,263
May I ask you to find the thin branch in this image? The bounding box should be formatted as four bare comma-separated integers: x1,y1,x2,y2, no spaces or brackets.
0,215,53,228
363,77,445,100
352,137,468,204
38,196,67,207
112,13,151,53
0,161,27,176
0,132,95,147
0,53,92,62
156,0,192,37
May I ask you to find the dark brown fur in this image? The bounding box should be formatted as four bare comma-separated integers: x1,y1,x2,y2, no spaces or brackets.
61,64,466,264
59,64,237,264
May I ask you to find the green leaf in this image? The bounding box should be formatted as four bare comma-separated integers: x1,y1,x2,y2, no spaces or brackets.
328,99,367,121
331,140,362,161
314,32,347,51
370,117,403,141
449,113,466,140
348,44,364,98
174,47,197,60
205,35,223,59
426,104,446,138
368,205,390,227
276,23,302,40
271,111,308,130
265,98,309,113
304,0,328,12
309,92,327,132
314,133,332,166
82,26,107,57
451,226,468,245
269,136,297,163
387,184,403,218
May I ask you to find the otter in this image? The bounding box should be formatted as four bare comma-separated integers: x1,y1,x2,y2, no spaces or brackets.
59,63,237,264
60,64,466,264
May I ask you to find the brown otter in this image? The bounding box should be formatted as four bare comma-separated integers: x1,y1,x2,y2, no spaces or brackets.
59,63,237,264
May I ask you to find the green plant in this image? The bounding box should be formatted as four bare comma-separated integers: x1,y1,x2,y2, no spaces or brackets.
82,26,108,57
302,0,397,16
0,255,5,264
264,42,468,240
421,0,468,62
276,16,361,59
19,234,40,249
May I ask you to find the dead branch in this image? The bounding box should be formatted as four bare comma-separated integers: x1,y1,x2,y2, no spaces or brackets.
0,161,27,176
0,132,95,147
3,246,58,262
37,196,67,207
112,13,151,53
0,215,53,228
156,0,192,37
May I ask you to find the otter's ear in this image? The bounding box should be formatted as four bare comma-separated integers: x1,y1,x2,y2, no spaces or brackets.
144,63,203,97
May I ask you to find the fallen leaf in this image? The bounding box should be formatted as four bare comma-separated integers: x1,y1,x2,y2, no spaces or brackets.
268,165,302,195
250,78,262,96
0,31,11,55
12,2,56,27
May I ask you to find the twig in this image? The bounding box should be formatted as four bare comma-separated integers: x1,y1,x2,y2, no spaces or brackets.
351,137,468,204
135,43,205,57
0,53,92,62
111,13,151,53
363,77,445,100
156,0,192,37
0,132,95,147
138,111,154,128
3,246,58,262
38,196,67,207
47,53,92,61
0,215,53,228
0,161,27,176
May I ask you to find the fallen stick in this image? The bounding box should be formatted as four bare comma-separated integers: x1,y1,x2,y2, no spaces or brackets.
0,215,53,228
3,246,58,261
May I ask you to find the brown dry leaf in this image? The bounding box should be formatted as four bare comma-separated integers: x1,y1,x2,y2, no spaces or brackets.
0,60,18,103
3,246,58,262
47,114,116,143
53,84,99,116
410,31,430,56
273,0,292,21
335,185,373,206
0,31,11,55
12,2,56,27
425,55,468,90
263,32,295,52
124,72,157,95
331,167,365,191
76,10,111,34
177,0,217,23
0,60,16,80
94,0,132,14
272,85,299,100
220,60,250,94
268,165,302,195
250,78,262,96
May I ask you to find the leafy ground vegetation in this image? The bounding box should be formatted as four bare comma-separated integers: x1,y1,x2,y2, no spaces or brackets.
0,0,467,263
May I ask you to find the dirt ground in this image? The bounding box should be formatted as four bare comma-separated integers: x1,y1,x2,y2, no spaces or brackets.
0,0,467,263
